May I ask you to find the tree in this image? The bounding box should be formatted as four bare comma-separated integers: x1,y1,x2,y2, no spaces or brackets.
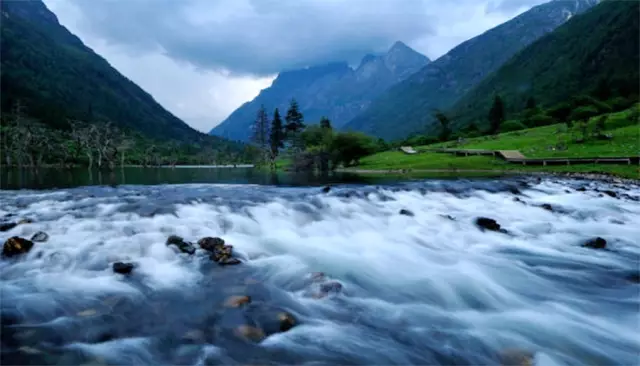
488,95,505,134
525,96,536,110
320,116,332,130
251,105,270,165
330,132,377,167
285,99,305,134
432,110,451,142
268,108,284,169
284,99,305,153
593,79,611,101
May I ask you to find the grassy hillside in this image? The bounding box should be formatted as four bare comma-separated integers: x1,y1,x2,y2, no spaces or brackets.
341,0,598,140
356,106,639,179
449,0,639,130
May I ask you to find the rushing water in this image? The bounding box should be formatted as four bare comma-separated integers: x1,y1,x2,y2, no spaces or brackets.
1,177,639,365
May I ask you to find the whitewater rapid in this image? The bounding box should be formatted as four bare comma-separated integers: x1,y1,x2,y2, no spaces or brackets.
1,178,639,365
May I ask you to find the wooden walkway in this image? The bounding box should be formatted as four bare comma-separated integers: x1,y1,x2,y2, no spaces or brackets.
412,147,639,166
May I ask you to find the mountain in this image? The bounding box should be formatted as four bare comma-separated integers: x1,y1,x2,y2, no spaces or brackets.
0,0,211,142
448,0,639,130
342,0,599,140
210,42,430,141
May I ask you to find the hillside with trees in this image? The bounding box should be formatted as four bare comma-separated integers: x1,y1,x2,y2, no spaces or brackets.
0,0,246,167
342,0,598,140
446,0,639,134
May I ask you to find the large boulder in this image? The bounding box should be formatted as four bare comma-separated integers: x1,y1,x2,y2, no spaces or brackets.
166,235,195,255
2,237,35,257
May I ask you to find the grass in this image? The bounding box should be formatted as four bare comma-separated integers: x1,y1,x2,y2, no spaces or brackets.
358,106,639,179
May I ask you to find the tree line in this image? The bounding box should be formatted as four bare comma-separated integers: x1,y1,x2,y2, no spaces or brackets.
405,79,639,147
250,99,386,172
1,102,252,169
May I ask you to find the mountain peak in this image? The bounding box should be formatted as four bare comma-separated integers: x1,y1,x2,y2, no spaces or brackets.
388,41,412,53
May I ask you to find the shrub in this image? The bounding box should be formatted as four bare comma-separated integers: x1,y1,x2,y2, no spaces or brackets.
524,113,555,127
501,120,527,133
569,105,599,122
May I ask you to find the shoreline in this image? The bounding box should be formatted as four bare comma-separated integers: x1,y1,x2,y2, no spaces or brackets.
337,167,640,184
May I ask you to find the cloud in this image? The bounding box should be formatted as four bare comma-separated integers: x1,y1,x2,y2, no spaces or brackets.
43,0,546,131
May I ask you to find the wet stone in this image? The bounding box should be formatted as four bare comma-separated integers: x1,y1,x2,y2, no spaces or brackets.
218,257,242,266
475,217,502,232
0,222,18,232
399,209,414,217
112,262,134,274
30,231,49,243
319,281,343,295
166,235,195,255
234,325,265,342
224,295,251,308
539,203,554,212
322,185,331,193
2,237,35,257
601,190,617,198
625,273,640,284
499,348,535,366
582,237,607,250
198,237,225,252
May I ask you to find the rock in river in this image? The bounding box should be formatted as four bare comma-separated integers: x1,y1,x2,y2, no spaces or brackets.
399,209,414,217
112,262,134,274
475,217,503,233
166,235,196,255
2,237,35,257
198,237,225,252
30,231,49,243
582,237,607,249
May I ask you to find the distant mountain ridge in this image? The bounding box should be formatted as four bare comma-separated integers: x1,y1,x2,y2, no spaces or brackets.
0,0,215,142
342,0,600,140
210,41,430,141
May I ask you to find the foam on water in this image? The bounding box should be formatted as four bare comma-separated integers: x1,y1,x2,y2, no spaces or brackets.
1,178,639,365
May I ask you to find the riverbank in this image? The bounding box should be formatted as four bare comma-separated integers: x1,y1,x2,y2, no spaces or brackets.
356,107,639,179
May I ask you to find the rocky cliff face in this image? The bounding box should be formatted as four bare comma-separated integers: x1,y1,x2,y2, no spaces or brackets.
210,42,430,142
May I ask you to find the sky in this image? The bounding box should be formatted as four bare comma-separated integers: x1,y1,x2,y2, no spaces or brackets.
42,0,547,133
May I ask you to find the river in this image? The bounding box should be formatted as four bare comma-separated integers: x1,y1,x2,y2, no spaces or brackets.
0,169,638,365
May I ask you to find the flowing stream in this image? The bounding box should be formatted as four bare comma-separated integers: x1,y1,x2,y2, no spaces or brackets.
1,178,639,365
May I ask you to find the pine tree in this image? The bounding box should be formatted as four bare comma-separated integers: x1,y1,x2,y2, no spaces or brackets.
432,110,451,142
251,105,270,165
488,95,505,134
284,99,305,153
269,108,284,169
285,99,305,134
320,116,332,130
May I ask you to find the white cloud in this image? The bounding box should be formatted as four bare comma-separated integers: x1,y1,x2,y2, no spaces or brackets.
42,0,545,132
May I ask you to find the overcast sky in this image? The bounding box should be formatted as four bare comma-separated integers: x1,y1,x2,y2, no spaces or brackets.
42,0,546,133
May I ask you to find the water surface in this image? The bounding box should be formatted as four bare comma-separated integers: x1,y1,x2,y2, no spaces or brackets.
1,176,638,365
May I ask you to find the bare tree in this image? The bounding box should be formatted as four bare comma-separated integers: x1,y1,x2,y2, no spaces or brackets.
117,138,134,167
251,105,270,166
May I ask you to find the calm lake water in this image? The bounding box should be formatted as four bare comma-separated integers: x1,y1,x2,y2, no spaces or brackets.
0,166,506,190
1,167,639,365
